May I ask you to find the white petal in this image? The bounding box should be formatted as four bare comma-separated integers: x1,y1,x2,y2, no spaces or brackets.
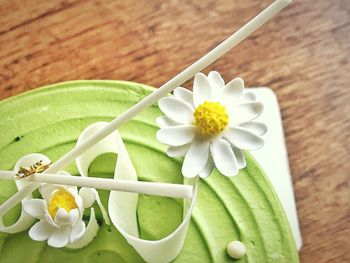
232,147,246,169
239,121,267,136
173,87,194,108
70,220,86,243
23,199,47,218
158,97,194,124
78,188,109,225
210,138,238,177
208,71,225,90
48,226,70,248
167,144,191,157
235,102,264,123
75,195,84,214
54,208,70,225
193,73,213,106
66,208,98,249
69,209,80,225
39,184,60,201
223,127,264,150
79,187,96,208
221,77,244,107
39,174,72,200
242,91,256,102
45,212,59,228
198,155,215,178
156,116,180,128
66,186,78,196
156,125,197,146
182,139,209,178
29,220,56,241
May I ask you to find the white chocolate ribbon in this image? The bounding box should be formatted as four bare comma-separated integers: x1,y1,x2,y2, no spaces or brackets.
0,154,47,233
76,122,198,263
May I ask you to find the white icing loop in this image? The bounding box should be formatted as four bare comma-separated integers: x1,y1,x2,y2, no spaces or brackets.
76,122,198,263
0,154,50,234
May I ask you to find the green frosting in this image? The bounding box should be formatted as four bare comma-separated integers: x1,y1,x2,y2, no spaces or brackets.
0,81,299,262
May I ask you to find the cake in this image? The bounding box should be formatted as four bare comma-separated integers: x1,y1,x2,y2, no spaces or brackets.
0,80,299,262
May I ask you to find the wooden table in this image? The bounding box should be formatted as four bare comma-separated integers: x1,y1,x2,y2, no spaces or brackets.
0,0,349,262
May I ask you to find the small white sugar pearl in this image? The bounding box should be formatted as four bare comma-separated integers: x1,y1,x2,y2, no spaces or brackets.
227,240,246,259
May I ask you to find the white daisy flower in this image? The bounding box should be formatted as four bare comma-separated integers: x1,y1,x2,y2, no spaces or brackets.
22,173,101,248
156,71,267,178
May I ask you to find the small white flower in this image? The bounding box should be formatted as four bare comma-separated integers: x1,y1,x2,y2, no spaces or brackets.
22,173,98,248
156,71,267,178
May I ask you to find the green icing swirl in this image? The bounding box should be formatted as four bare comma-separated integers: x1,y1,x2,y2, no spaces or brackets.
0,80,299,263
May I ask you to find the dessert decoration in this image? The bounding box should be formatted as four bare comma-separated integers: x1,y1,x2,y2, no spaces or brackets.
16,160,51,178
0,0,291,222
0,0,296,262
0,153,108,248
227,240,247,259
0,154,46,234
0,169,192,199
76,122,198,263
156,72,267,178
0,76,258,257
23,175,96,248
0,80,300,262
0,120,196,257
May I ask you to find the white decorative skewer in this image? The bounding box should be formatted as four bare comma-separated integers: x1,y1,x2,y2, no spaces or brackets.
0,171,193,199
0,0,292,217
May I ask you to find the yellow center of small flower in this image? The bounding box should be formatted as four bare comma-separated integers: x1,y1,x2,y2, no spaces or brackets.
48,189,78,218
193,101,229,135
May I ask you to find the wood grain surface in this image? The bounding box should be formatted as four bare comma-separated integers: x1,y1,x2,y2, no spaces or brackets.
0,0,349,262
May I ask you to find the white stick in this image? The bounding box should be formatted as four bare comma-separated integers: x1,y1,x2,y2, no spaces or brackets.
0,0,291,216
0,171,193,199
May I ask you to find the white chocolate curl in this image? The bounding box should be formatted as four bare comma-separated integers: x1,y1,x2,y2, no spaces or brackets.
0,154,48,233
76,122,198,263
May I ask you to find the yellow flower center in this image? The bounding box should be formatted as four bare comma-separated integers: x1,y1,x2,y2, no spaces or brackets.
48,189,78,218
193,101,229,135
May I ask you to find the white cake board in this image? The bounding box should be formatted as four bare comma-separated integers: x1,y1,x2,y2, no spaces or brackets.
247,88,302,250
